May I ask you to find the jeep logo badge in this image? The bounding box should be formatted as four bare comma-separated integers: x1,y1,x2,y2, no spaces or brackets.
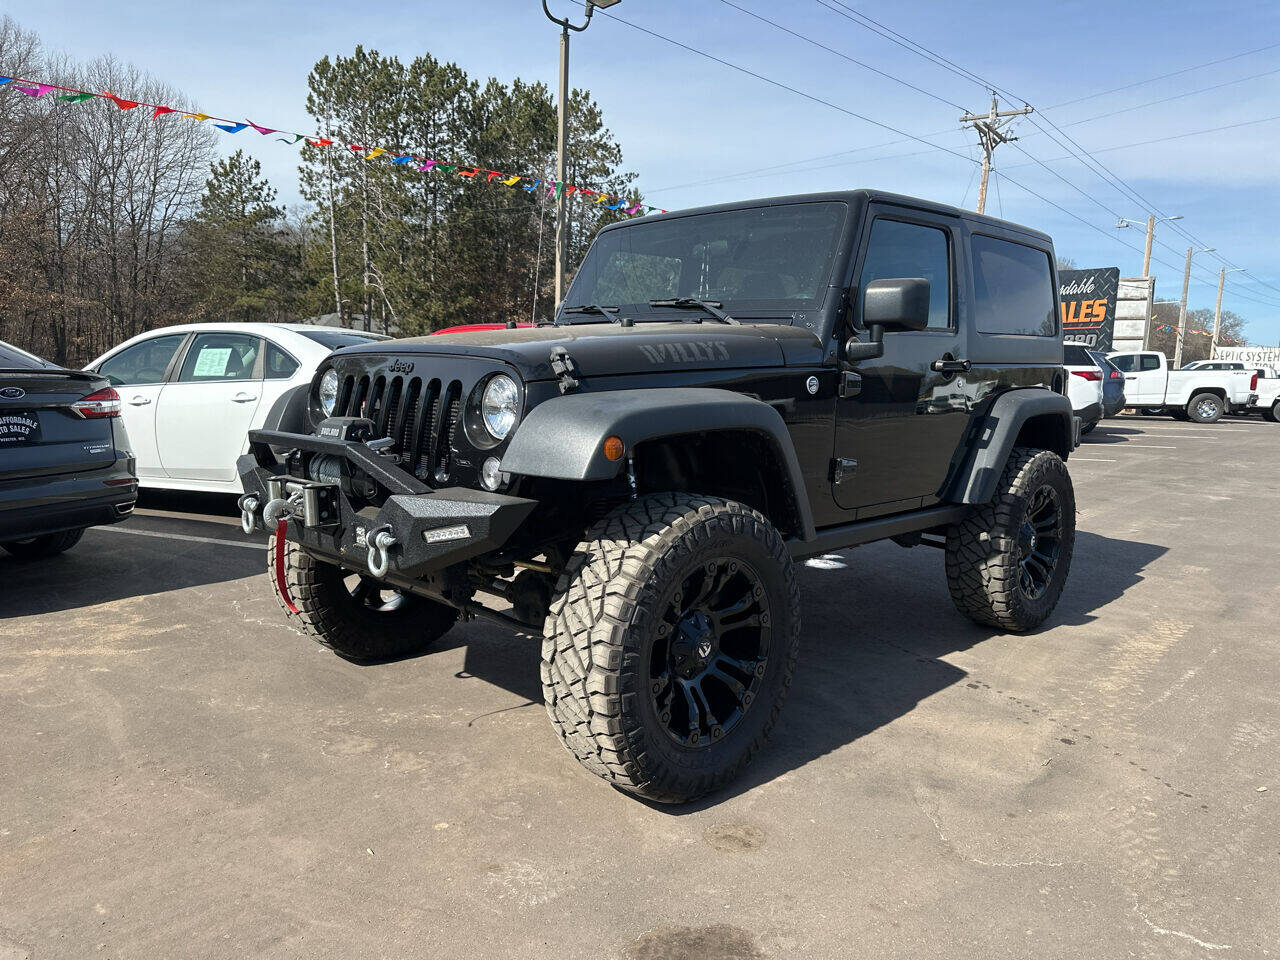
805,376,819,395
388,359,415,374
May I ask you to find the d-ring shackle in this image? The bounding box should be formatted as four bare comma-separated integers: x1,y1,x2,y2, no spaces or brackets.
366,525,398,578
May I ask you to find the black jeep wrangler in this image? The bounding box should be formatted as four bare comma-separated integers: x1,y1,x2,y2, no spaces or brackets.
238,190,1077,804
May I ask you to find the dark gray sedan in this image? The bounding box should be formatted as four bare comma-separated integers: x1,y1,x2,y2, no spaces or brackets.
1088,349,1127,418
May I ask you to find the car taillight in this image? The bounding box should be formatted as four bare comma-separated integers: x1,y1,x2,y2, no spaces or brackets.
1251,373,1259,390
1110,370,1121,379
1071,370,1102,381
71,386,121,419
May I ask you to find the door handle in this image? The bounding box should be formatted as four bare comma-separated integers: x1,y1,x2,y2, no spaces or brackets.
231,393,258,403
1124,376,1138,381
931,358,972,373
128,396,152,406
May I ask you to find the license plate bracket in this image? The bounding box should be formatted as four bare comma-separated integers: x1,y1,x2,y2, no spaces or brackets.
0,410,40,445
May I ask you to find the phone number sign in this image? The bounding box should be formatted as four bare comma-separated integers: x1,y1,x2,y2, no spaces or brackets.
1059,267,1119,350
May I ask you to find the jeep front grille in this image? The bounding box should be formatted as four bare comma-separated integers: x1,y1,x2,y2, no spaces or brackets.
334,372,463,481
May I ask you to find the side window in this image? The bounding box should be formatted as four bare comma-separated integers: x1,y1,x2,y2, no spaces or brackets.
1110,354,1136,373
97,334,187,386
858,219,951,329
176,333,260,383
1140,354,1162,371
970,235,1056,336
264,341,301,380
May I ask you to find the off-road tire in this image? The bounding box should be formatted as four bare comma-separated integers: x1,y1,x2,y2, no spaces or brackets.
268,534,456,662
1,528,85,560
945,447,1075,632
541,493,801,804
1187,392,1224,424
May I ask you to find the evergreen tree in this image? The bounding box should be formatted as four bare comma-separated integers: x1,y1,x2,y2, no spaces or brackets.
186,150,297,323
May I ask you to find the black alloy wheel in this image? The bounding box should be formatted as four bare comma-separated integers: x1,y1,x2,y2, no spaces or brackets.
649,558,770,748
1015,485,1063,601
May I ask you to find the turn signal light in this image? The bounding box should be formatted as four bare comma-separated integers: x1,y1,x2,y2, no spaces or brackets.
71,387,121,419
603,435,624,461
1071,370,1102,382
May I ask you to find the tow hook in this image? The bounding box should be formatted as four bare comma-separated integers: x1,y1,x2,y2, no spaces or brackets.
237,494,260,534
366,525,398,578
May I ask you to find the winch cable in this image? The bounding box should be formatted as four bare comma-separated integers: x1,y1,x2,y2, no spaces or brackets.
274,519,300,614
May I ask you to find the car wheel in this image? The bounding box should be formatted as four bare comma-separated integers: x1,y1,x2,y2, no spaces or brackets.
1170,408,1191,421
268,534,457,662
1269,403,1280,424
1,528,85,560
1140,407,1165,416
1187,393,1225,424
541,493,800,804
1080,420,1097,436
945,447,1076,632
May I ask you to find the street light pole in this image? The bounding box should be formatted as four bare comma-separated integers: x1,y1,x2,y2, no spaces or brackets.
541,0,620,312
1117,214,1182,278
1211,266,1246,358
1174,245,1214,369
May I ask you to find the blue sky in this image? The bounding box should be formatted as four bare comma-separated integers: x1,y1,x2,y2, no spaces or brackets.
27,0,1280,342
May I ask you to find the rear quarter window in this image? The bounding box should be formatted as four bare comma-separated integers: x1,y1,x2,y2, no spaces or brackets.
970,235,1057,336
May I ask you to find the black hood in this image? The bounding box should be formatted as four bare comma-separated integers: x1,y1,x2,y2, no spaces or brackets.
335,323,824,381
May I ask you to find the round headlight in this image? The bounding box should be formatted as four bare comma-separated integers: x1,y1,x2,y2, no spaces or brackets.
481,375,520,440
318,368,339,417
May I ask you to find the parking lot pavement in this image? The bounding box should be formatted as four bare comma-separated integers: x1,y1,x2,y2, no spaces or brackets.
2,415,1278,960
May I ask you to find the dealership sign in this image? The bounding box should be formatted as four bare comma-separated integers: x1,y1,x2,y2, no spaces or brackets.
1214,346,1280,366
1059,267,1120,350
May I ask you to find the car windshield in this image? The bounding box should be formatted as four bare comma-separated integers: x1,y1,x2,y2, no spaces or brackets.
0,340,50,369
565,201,848,324
297,330,388,349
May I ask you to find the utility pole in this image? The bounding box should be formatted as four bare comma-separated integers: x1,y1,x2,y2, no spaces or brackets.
1174,247,1192,369
1117,214,1182,278
960,95,1034,214
1211,266,1246,358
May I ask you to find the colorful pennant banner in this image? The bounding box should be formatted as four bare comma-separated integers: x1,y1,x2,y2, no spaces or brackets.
0,75,665,216
1151,321,1243,346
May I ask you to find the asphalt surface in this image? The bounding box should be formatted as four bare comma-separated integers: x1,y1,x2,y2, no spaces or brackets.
2,414,1277,959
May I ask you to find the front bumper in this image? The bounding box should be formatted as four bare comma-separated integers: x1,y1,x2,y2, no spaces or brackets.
238,429,536,579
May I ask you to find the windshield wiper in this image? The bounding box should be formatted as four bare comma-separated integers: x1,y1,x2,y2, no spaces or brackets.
647,297,739,324
556,304,620,325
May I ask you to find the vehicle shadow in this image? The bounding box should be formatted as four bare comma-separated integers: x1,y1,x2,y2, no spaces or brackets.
450,529,1166,812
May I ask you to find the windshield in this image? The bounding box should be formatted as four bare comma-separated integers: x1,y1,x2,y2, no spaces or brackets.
0,340,50,369
297,330,388,349
566,201,847,324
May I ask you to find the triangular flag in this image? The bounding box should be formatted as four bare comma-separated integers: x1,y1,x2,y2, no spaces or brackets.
564,185,578,196
58,92,97,103
349,144,365,152
364,147,387,160
101,92,139,110
15,83,56,97
392,155,414,164
0,78,11,86
213,122,248,133
247,120,276,135
183,112,211,121
276,133,305,144
594,193,609,204
579,189,597,198
522,179,542,192
485,170,504,182
151,105,176,119
625,203,643,215
437,164,458,173
606,199,627,210
307,137,333,146
457,166,479,178
416,160,438,171
501,175,522,186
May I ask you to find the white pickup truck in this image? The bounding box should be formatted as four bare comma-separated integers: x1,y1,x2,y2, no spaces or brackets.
1107,350,1258,423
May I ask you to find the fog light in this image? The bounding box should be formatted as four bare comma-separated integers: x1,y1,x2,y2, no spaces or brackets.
481,456,505,491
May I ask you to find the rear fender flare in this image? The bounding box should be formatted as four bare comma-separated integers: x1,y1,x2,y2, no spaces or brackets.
947,389,1074,505
500,387,815,539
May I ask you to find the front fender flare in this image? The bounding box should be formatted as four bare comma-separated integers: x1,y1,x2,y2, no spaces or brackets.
500,387,815,539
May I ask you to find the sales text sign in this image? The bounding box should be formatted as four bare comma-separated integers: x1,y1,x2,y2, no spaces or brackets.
1059,267,1119,350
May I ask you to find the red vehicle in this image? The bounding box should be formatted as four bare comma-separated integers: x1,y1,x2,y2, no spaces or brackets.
432,323,535,335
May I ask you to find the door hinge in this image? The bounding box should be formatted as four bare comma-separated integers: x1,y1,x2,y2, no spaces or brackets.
839,370,862,398
830,457,857,483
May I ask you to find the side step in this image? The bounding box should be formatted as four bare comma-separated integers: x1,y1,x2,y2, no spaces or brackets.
788,505,968,560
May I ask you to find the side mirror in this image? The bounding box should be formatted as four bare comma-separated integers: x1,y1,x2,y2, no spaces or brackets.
842,277,931,363
863,277,930,332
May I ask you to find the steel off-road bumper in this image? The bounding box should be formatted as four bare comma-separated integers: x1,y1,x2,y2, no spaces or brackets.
237,429,536,580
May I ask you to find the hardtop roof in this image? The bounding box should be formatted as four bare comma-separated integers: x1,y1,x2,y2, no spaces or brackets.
607,188,1053,246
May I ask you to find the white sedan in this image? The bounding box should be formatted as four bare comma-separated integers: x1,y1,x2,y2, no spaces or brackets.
85,323,387,493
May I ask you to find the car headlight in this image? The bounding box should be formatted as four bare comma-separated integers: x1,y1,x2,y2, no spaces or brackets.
318,368,339,417
481,375,520,440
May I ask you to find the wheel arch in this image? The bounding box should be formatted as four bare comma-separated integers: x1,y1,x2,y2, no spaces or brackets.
946,388,1074,505
500,387,815,539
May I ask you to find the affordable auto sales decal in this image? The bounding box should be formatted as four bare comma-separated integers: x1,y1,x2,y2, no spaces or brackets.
1059,267,1119,351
